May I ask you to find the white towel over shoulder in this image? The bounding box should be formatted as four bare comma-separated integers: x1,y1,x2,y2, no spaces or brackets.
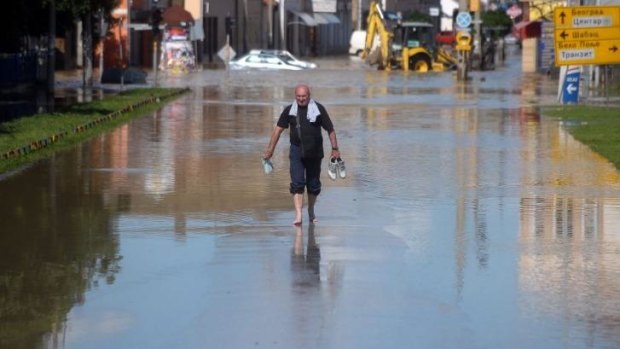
289,99,320,122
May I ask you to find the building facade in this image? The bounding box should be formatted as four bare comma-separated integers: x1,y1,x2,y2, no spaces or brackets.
202,0,353,61
102,0,445,69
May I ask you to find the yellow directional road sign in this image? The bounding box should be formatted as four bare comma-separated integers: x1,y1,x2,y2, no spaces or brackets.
556,40,620,65
554,6,620,65
555,27,620,42
554,6,620,28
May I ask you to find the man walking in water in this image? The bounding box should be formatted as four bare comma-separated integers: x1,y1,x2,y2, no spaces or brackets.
263,84,342,225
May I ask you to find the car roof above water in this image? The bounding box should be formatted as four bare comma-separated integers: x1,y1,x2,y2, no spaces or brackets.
400,22,433,28
249,49,290,55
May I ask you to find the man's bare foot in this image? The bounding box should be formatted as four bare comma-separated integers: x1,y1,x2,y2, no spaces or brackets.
293,193,303,226
308,206,316,224
293,215,303,226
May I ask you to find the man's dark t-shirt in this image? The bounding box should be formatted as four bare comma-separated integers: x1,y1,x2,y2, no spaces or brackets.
277,102,334,159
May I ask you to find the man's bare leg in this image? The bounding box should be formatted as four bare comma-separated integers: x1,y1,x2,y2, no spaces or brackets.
308,194,317,223
293,193,303,225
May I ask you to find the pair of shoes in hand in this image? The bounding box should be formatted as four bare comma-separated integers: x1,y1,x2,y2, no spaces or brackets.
328,157,346,180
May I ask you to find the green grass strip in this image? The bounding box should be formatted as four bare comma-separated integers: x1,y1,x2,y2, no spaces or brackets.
0,87,189,175
544,105,620,169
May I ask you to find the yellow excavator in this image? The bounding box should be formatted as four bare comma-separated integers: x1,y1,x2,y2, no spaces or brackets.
361,0,457,72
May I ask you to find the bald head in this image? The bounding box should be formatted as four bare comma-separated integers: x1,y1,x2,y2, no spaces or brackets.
294,84,311,107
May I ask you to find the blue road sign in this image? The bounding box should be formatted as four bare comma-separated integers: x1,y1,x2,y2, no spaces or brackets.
562,68,580,104
456,12,472,28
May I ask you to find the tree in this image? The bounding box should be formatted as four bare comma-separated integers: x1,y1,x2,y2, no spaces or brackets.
481,10,513,35
0,0,118,53
0,0,48,52
406,10,433,24
0,0,118,87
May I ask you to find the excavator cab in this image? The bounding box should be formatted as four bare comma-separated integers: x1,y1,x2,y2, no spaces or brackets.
393,22,435,51
398,22,457,72
392,22,436,72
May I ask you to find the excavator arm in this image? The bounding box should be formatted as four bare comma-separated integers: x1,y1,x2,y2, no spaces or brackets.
360,1,456,72
361,1,393,70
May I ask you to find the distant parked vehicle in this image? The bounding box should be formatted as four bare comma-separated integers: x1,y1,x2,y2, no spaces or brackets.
249,49,317,69
230,52,305,71
349,30,381,56
434,31,456,45
349,30,366,55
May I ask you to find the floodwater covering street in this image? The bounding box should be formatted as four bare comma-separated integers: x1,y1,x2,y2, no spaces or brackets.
2,51,620,349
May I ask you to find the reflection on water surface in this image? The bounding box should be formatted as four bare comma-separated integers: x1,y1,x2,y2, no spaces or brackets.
1,55,620,349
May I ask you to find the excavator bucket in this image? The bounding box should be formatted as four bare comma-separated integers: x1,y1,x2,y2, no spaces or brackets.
435,48,458,69
365,47,383,66
430,63,443,71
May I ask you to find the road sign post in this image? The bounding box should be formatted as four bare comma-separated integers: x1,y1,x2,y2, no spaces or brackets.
455,11,472,81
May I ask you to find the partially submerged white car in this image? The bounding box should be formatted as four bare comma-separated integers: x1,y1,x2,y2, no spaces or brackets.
251,50,317,69
230,50,316,71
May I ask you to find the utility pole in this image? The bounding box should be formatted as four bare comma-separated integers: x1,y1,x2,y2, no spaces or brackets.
118,17,125,89
280,0,286,50
358,0,362,30
456,0,469,81
267,0,273,48
243,0,248,53
235,0,239,53
83,13,93,87
472,0,481,70
48,0,56,92
99,10,105,83
151,6,162,86
127,0,132,67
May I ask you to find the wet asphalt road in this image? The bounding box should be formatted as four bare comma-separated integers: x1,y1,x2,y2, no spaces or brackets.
2,50,620,349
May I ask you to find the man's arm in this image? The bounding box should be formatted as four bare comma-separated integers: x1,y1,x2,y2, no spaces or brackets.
328,130,340,159
264,126,285,160
317,104,340,159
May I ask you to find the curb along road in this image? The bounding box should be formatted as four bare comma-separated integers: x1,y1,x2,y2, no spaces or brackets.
1,88,189,161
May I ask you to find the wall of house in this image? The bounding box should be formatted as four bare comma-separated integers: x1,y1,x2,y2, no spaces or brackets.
202,0,351,61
